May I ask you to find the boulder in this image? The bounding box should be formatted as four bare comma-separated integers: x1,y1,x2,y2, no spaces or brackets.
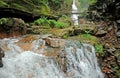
45,38,65,48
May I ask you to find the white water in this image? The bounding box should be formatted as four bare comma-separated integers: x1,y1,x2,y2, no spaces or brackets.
0,37,104,78
71,0,79,26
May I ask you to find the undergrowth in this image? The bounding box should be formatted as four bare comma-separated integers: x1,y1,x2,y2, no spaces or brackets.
34,17,70,29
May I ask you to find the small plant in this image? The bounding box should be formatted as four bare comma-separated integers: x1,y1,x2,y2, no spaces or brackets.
34,17,49,26
0,18,8,25
34,17,69,29
48,19,56,28
54,21,66,29
94,43,103,53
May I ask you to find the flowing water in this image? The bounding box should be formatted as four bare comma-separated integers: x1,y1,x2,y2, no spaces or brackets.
0,36,104,78
71,0,79,26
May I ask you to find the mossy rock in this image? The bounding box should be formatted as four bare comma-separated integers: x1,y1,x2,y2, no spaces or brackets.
11,3,29,12
0,0,8,7
0,0,50,15
40,5,50,15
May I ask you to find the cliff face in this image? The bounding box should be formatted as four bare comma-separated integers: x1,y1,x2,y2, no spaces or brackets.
0,0,50,15
0,0,73,16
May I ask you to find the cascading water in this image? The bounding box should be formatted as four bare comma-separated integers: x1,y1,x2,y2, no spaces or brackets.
71,0,79,26
0,35,104,78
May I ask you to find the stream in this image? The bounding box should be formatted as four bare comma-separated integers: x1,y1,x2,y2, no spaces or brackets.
0,35,104,78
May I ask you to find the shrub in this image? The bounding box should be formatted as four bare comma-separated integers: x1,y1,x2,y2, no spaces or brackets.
49,19,69,29
54,21,66,29
34,18,69,29
34,17,49,26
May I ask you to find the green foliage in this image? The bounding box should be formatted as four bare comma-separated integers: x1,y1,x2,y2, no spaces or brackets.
32,0,48,5
94,43,103,53
34,17,49,26
34,17,69,29
0,18,8,25
58,15,73,26
49,0,63,10
32,0,50,14
54,21,66,29
116,70,120,78
48,19,68,29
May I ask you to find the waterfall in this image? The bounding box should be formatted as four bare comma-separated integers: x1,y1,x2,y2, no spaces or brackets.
0,36,104,78
71,0,79,26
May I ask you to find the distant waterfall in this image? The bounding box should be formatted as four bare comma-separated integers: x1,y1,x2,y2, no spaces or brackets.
71,0,79,26
0,35,104,78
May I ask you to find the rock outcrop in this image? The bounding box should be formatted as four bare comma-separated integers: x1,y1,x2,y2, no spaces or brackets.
0,47,4,67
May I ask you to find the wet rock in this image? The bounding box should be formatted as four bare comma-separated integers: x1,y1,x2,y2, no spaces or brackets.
0,61,3,67
0,48,4,58
41,34,52,39
45,38,65,48
0,47,4,67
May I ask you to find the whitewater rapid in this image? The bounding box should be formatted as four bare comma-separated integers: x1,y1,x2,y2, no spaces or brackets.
0,36,104,78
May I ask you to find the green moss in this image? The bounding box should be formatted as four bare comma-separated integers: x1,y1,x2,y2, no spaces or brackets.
66,0,72,6
94,43,104,53
62,33,69,39
78,33,104,54
33,9,41,15
11,3,28,12
79,34,98,44
116,70,120,78
34,17,50,26
11,0,33,10
40,5,50,15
